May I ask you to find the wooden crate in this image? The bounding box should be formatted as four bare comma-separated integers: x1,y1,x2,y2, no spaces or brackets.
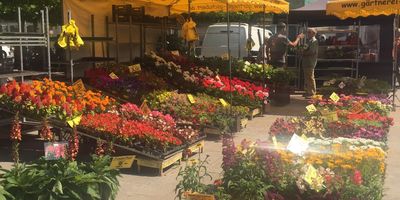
248,108,261,120
183,140,205,160
203,127,223,136
187,193,216,200
241,118,249,128
136,150,183,176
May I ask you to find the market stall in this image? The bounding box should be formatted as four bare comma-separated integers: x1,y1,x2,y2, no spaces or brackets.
325,0,400,106
289,0,395,94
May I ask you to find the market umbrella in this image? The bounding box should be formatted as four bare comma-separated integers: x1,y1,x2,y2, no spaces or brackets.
163,0,289,14
326,0,400,19
326,0,400,107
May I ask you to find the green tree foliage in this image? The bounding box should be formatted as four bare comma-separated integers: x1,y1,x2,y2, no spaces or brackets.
0,0,62,25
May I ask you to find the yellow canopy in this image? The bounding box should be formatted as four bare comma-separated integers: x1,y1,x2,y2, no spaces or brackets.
326,0,400,19
147,0,289,15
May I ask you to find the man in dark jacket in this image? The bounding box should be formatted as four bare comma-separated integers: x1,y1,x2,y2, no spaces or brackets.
264,22,303,68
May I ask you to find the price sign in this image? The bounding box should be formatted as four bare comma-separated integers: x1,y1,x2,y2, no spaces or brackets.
287,134,309,156
140,101,151,115
271,136,278,147
109,72,119,80
72,79,86,93
171,50,180,56
303,164,324,192
44,142,68,160
322,111,338,122
110,155,136,169
67,115,82,128
338,82,346,89
329,92,340,103
306,104,317,114
187,94,196,104
128,64,141,73
301,134,308,141
350,102,364,114
219,98,228,107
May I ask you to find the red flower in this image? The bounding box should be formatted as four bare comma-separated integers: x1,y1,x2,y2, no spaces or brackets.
214,179,223,186
352,170,363,185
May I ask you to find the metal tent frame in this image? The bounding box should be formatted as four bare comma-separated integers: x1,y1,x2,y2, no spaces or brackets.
0,7,52,80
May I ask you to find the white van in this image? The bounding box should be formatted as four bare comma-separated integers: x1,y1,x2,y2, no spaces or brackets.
201,23,273,58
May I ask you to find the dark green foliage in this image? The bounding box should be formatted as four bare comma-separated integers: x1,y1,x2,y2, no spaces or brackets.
0,155,120,200
0,0,62,25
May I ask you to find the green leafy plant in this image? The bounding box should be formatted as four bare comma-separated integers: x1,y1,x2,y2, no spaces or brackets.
175,155,212,200
157,34,186,53
237,60,273,82
223,149,272,200
269,68,295,87
0,184,14,200
0,155,120,200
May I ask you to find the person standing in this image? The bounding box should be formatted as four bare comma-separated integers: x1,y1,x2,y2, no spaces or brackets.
264,22,303,68
302,28,319,99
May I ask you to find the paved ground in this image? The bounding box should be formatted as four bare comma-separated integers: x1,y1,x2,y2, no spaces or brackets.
0,95,399,200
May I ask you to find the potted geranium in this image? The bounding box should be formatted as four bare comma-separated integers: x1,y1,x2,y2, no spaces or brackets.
269,68,294,106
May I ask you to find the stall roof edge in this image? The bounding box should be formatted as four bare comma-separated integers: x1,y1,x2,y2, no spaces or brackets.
291,0,328,12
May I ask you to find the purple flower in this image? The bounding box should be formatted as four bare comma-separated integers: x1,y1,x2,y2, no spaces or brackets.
222,135,236,171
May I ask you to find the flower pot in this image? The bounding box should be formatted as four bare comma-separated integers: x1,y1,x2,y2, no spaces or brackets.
270,85,290,106
231,116,241,133
262,103,271,114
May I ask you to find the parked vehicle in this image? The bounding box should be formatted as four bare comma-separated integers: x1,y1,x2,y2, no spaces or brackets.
0,46,14,73
201,23,273,59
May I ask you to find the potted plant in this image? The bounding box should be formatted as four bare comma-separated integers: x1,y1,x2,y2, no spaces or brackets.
268,68,294,106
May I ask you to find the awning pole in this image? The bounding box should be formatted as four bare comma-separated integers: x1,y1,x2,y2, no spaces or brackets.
262,5,266,87
262,4,266,113
227,1,233,117
393,12,399,108
188,0,191,18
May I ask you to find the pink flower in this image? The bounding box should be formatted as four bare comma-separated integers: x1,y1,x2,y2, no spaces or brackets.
353,170,363,185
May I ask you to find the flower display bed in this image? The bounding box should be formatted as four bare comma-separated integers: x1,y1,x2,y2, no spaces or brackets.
84,67,170,104
0,79,206,169
214,94,393,200
0,79,115,121
142,52,269,110
220,136,386,200
80,103,203,158
319,77,391,96
145,91,250,134
269,95,393,142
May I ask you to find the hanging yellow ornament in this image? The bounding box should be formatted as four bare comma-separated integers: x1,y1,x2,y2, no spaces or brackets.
181,18,199,42
58,19,84,49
